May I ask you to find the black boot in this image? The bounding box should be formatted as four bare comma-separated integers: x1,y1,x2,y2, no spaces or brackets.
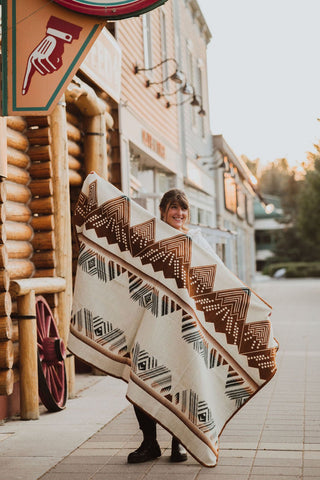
127,438,161,463
170,436,188,462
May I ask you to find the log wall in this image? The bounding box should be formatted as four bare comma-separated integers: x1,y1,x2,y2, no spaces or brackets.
0,79,117,408
26,116,56,281
0,116,31,396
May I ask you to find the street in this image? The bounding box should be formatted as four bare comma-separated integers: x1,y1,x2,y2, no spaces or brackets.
1,277,320,480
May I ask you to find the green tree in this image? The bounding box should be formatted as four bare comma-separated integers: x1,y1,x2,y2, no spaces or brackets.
271,227,318,263
296,152,320,259
259,158,290,196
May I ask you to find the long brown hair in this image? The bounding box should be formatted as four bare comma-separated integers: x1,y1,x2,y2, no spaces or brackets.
159,189,190,231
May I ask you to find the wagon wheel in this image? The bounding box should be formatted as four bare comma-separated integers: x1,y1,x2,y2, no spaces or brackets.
36,295,67,412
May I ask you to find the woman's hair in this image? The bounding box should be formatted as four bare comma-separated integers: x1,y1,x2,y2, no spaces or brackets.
159,189,190,227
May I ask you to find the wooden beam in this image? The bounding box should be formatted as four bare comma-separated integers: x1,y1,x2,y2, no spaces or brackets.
10,277,66,297
17,290,39,420
49,97,73,347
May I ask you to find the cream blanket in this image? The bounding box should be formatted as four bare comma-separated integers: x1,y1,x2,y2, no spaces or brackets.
69,172,278,466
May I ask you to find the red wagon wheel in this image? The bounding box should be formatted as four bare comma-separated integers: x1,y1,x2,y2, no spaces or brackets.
36,295,67,411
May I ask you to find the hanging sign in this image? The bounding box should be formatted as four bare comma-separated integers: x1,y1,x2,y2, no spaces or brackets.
1,0,105,116
52,0,168,19
80,28,122,103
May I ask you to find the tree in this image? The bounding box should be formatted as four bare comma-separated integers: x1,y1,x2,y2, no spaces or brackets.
296,153,320,259
271,227,318,263
241,155,260,177
258,158,290,196
258,158,302,223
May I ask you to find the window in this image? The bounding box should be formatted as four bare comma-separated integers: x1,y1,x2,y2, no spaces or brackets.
142,14,152,71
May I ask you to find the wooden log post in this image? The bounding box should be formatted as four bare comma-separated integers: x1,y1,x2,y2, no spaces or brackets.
49,97,74,397
10,277,66,419
17,290,39,420
84,114,108,179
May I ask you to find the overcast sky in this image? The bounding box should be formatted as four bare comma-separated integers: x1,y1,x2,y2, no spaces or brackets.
197,0,320,167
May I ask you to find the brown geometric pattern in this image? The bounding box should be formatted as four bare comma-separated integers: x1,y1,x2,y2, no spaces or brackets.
139,235,192,289
239,321,271,354
188,265,217,296
194,288,250,345
130,218,156,256
73,176,277,383
71,173,279,467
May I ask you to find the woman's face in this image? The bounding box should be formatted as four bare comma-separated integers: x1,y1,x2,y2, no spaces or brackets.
163,202,188,231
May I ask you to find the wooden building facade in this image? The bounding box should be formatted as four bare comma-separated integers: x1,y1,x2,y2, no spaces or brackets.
0,0,216,421
0,25,120,418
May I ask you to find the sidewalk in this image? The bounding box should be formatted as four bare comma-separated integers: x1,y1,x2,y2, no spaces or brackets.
0,374,130,480
1,277,320,480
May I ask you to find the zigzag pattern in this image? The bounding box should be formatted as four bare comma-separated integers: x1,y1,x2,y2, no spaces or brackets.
132,342,172,394
225,366,253,407
139,235,191,289
73,180,277,382
194,288,250,345
130,218,156,256
78,243,126,283
181,311,209,367
71,308,127,354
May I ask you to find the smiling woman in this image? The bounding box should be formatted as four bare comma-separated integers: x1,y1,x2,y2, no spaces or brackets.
52,0,168,19
159,189,190,232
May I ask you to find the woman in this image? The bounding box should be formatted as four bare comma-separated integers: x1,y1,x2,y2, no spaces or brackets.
128,188,216,464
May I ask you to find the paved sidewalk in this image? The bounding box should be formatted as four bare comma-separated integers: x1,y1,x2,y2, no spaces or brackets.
1,278,320,479
0,374,130,480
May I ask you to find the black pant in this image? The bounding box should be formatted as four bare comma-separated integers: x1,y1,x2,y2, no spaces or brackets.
134,405,157,440
134,405,180,450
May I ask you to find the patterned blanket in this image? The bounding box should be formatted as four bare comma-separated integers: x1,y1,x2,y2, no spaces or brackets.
69,172,278,467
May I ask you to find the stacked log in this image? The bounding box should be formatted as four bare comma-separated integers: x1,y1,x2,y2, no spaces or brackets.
66,111,83,187
6,117,33,281
0,116,31,395
65,105,85,284
26,116,56,279
0,174,13,394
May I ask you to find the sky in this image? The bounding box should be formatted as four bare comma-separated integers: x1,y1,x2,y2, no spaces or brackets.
197,0,320,168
